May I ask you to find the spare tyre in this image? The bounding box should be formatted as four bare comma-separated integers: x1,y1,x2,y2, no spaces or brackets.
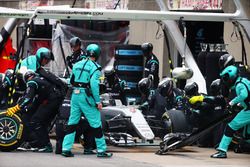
0,111,24,151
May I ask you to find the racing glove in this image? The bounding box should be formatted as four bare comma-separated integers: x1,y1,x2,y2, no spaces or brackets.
189,95,204,105
227,101,243,113
6,104,21,117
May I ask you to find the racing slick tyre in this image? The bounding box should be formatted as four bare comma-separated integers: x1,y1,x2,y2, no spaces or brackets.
164,109,190,133
0,111,24,151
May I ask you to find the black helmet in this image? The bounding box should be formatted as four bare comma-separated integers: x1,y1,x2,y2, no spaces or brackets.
23,70,36,83
138,78,152,95
141,43,153,54
219,54,235,70
210,79,221,96
36,47,54,61
70,37,81,47
158,77,174,97
184,82,199,97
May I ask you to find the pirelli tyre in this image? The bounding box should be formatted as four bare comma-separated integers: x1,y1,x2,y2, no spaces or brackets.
115,45,143,59
0,111,24,151
114,58,143,76
162,109,190,133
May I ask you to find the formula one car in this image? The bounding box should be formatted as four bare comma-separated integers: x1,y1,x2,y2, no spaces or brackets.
58,96,190,148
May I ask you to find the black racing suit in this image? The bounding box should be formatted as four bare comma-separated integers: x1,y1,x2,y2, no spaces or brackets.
148,88,185,120
140,87,185,138
18,76,64,148
144,54,159,89
190,95,227,147
66,50,84,69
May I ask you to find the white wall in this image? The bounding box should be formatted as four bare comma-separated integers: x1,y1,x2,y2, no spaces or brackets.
224,22,250,65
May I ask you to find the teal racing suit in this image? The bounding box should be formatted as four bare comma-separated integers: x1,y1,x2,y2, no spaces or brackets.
217,77,250,152
62,58,107,153
19,55,40,74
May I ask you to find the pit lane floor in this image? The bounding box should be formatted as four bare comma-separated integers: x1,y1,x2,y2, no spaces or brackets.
0,140,249,167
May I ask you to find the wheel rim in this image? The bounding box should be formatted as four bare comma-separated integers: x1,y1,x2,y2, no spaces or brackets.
0,117,18,141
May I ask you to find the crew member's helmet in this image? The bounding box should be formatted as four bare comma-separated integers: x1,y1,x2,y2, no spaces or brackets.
69,37,81,47
3,69,14,86
184,82,199,97
219,54,235,70
210,79,221,96
138,77,152,95
220,65,238,87
86,44,101,60
4,69,14,79
158,77,174,97
36,47,54,62
141,43,153,56
23,70,36,83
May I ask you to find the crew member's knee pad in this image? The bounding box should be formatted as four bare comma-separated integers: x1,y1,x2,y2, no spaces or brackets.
65,124,78,135
225,124,235,137
92,126,103,139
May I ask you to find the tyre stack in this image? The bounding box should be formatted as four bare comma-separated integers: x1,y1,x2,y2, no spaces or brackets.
197,44,228,94
114,45,144,105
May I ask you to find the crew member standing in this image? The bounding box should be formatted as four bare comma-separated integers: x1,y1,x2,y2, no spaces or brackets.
61,44,112,158
141,42,159,89
211,65,250,158
66,37,85,69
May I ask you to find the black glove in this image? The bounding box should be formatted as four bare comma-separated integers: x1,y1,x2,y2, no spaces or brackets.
227,102,242,113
